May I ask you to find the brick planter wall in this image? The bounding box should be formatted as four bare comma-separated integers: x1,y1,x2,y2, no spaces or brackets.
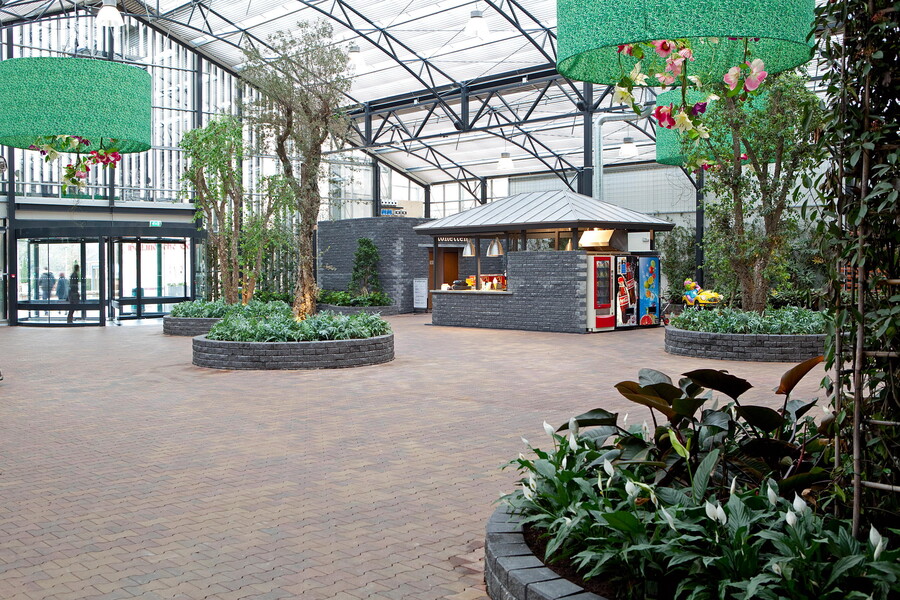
192,334,394,370
665,327,825,362
485,505,609,600
163,316,221,337
317,303,400,316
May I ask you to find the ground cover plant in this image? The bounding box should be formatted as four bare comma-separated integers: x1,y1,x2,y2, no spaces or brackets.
317,289,392,307
670,306,827,335
504,363,900,599
206,309,390,343
169,299,292,319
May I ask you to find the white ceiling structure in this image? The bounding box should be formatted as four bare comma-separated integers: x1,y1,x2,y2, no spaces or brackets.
0,0,663,196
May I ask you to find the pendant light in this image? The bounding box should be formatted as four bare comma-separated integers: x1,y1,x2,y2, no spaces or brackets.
465,9,490,41
556,0,814,85
579,228,615,248
462,239,477,257
486,238,504,257
347,42,366,71
497,151,514,171
619,137,638,158
96,0,124,30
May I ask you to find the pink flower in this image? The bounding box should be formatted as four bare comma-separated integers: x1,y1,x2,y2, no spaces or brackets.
617,44,634,56
702,163,713,171
678,48,694,61
654,104,676,129
652,40,675,58
75,171,87,179
665,55,685,76
723,66,742,90
740,153,749,160
656,72,676,86
744,58,767,91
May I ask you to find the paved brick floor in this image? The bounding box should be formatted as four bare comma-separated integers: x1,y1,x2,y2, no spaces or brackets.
0,316,826,600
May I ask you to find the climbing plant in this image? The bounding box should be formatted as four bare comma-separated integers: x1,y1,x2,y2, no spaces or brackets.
349,237,382,296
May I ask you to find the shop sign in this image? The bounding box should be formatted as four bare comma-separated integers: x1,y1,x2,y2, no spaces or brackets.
381,208,407,216
437,236,468,243
413,278,428,309
149,220,162,227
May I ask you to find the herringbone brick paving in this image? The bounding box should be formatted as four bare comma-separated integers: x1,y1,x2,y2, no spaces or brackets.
0,316,825,599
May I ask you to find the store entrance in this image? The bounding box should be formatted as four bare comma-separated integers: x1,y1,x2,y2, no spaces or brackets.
108,238,191,320
427,248,460,309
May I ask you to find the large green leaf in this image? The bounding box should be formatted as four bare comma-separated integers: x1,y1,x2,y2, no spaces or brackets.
638,368,672,386
779,468,831,495
646,382,686,403
700,409,732,431
557,408,618,431
775,355,824,395
691,449,720,504
678,377,704,398
739,438,801,459
683,369,753,400
602,511,644,534
614,381,676,418
736,406,786,433
580,426,619,444
785,398,818,421
673,396,708,418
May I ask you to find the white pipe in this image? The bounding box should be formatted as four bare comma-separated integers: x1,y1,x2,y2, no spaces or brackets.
592,106,653,202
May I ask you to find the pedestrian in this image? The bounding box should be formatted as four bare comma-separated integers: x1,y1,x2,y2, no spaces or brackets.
37,267,56,316
56,272,69,303
67,264,80,324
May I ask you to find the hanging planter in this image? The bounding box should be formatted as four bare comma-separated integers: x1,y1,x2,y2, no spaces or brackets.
0,57,151,191
556,0,815,86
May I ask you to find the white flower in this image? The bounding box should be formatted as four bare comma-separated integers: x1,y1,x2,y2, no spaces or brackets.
622,413,629,426
704,501,718,522
521,437,530,446
771,562,782,576
567,433,578,452
568,417,579,438
870,526,888,561
729,477,737,496
629,63,649,86
522,484,534,500
673,110,695,132
694,124,710,139
707,93,721,101
715,503,728,525
625,481,638,498
597,473,604,493
687,75,703,88
792,493,809,515
603,459,615,478
519,453,526,461
785,509,798,527
527,474,536,490
767,485,779,507
659,506,676,531
543,421,555,438
641,421,651,441
612,85,634,106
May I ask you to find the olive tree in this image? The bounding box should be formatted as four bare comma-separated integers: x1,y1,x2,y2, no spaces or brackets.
240,21,350,317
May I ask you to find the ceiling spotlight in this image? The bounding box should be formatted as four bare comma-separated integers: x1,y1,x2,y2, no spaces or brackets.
497,152,514,171
96,0,124,30
348,42,366,71
619,137,638,158
465,10,490,40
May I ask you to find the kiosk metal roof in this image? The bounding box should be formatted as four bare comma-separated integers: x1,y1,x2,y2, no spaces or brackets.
414,189,675,235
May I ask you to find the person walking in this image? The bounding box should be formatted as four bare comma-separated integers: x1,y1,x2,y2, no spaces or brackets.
66,264,80,324
56,272,69,303
38,267,56,316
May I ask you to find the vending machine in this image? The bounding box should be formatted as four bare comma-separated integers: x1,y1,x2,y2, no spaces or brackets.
638,256,661,326
615,256,639,328
586,255,616,332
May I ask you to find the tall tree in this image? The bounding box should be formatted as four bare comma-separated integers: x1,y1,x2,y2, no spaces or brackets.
241,21,350,317
180,116,244,304
240,176,293,303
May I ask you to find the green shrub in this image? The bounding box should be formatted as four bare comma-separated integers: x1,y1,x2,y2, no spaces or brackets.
349,237,381,295
317,289,392,307
206,310,391,343
670,306,827,335
169,299,236,318
253,290,293,304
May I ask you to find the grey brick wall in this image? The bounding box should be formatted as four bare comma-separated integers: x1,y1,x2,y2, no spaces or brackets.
192,334,394,370
317,217,430,314
665,327,825,362
162,316,221,336
432,251,588,334
485,504,607,600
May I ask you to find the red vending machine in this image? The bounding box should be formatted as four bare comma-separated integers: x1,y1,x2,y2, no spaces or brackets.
615,256,639,328
586,255,616,332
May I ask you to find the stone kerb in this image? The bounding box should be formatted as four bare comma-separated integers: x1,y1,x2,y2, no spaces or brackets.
665,326,825,362
485,504,609,600
163,316,221,337
316,303,400,316
192,333,394,370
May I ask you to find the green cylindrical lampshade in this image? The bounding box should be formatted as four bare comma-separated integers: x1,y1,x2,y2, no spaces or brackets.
654,90,707,166
557,0,815,85
0,57,151,153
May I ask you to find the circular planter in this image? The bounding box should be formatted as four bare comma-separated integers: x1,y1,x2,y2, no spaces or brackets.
192,333,394,370
163,316,221,336
317,303,400,316
665,326,825,362
485,505,609,600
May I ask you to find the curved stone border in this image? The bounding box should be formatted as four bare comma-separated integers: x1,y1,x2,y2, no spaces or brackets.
163,316,221,336
485,505,609,600
665,326,825,362
192,333,394,370
317,303,400,316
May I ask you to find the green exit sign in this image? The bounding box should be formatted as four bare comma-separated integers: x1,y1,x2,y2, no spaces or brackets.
149,220,162,227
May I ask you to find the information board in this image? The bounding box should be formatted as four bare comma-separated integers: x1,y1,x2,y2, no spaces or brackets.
413,278,428,309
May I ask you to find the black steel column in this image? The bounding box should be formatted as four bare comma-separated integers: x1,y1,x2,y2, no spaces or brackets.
135,237,143,318
193,54,203,129
695,169,705,287
6,144,16,325
372,158,382,217
480,178,488,205
98,237,106,326
580,82,593,197
432,237,439,290
424,185,431,219
474,237,482,291
106,29,116,204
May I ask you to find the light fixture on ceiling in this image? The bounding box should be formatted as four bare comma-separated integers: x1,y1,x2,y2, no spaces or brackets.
497,151,514,171
486,237,504,257
579,228,615,248
96,0,124,30
348,42,366,71
619,137,638,158
464,9,490,40
462,239,477,257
